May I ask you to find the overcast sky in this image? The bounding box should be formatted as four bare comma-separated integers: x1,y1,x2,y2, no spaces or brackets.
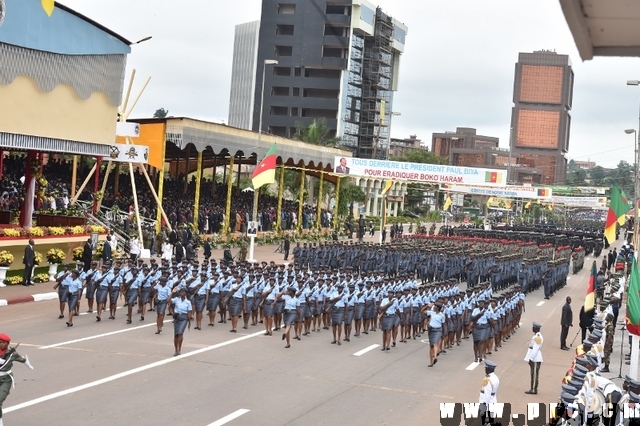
61,0,640,169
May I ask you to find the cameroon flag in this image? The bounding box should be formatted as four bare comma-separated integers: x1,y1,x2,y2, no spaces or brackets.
604,185,630,244
584,261,596,312
251,143,277,190
485,171,503,183
627,258,640,336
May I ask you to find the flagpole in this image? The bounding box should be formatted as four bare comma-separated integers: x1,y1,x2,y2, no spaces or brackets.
631,118,640,379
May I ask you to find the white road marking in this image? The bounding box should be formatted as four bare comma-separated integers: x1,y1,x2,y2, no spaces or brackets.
6,330,265,414
207,409,250,426
567,277,572,280
519,322,522,326
466,362,479,371
353,344,380,356
0,299,7,307
536,301,545,307
39,318,170,349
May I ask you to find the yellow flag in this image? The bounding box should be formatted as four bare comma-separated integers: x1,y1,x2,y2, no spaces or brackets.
486,197,494,206
41,0,55,16
506,200,513,209
525,201,531,209
547,204,553,211
381,180,393,195
443,196,452,211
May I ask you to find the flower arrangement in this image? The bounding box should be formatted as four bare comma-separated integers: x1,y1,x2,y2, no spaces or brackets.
48,227,66,236
0,250,14,267
88,225,106,233
28,227,45,237
3,276,23,286
72,246,84,261
69,226,86,235
33,273,50,283
2,228,21,237
34,251,43,265
46,248,65,264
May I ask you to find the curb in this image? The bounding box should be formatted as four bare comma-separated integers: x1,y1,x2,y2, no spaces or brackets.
0,291,57,307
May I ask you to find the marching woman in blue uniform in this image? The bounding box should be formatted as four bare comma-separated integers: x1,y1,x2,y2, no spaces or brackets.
422,301,445,366
328,283,348,345
94,265,110,321
379,289,397,351
171,288,193,356
226,276,244,333
275,287,300,348
343,284,356,342
206,273,222,327
153,276,172,334
65,269,83,327
83,261,99,314
139,266,154,321
0,333,34,426
53,264,71,319
124,268,141,324
193,274,207,330
261,277,278,336
108,266,123,320
470,299,489,363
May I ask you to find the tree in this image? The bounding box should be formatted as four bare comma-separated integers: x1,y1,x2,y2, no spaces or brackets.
567,159,578,173
293,118,340,147
338,182,365,217
153,108,169,118
589,166,607,185
567,168,587,185
390,149,448,165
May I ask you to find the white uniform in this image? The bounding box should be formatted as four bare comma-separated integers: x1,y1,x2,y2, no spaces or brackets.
479,372,499,404
524,332,544,362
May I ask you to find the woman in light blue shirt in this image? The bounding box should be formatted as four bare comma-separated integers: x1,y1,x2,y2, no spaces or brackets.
275,287,299,348
206,273,222,327
108,267,122,321
65,270,83,327
193,274,208,330
171,288,192,356
153,276,172,334
421,301,445,367
328,283,348,345
261,277,277,336
54,265,71,319
379,290,397,351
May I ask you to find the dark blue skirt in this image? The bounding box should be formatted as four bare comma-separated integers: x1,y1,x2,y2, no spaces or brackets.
229,298,242,317
284,309,297,326
331,306,345,324
96,287,108,303
156,300,168,315
355,303,365,320
67,292,78,312
263,301,275,317
174,313,188,336
194,294,206,313
344,306,355,325
126,289,138,306
109,288,120,305
207,293,221,312
428,327,442,346
381,314,394,331
58,286,69,303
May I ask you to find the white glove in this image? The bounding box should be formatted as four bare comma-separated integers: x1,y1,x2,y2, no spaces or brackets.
0,358,4,365
24,355,34,370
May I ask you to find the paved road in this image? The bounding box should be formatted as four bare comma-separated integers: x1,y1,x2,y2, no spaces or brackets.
0,243,632,426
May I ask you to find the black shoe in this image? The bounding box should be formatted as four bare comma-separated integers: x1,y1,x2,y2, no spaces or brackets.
561,346,570,351
525,390,537,395
601,367,610,372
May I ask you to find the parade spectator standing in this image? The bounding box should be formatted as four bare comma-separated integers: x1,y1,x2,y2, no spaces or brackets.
560,296,572,350
82,238,93,272
22,239,35,286
102,235,112,266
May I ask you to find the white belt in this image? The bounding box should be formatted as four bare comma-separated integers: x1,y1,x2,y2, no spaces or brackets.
0,370,15,388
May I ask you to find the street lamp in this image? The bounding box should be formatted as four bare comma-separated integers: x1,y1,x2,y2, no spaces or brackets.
133,35,153,44
626,80,640,380
626,129,637,187
248,59,278,263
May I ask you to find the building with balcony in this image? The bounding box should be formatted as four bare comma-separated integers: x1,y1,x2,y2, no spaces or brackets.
389,134,422,158
228,0,407,160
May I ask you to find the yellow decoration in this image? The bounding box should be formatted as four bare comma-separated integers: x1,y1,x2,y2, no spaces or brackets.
41,0,55,17
443,196,452,211
481,377,490,387
534,337,542,344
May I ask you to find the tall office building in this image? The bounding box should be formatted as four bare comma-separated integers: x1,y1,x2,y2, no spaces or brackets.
228,0,407,159
228,21,261,130
510,51,574,185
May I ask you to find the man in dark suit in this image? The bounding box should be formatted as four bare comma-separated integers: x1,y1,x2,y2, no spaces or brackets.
560,296,572,350
283,235,290,261
102,235,112,266
335,157,350,174
607,249,615,272
23,239,35,286
82,238,93,272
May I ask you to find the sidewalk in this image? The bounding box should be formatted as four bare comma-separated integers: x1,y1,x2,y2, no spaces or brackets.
0,232,386,306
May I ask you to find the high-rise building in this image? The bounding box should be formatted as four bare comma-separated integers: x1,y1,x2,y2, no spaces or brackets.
228,0,407,159
510,51,574,185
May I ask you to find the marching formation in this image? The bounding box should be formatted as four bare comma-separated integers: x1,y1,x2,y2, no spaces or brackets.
51,241,529,363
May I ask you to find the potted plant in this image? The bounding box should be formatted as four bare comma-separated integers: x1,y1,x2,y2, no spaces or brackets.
46,248,65,281
34,251,43,266
0,250,13,286
72,246,84,261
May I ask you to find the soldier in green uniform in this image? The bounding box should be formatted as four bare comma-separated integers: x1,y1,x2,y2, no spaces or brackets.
602,313,615,372
0,333,34,425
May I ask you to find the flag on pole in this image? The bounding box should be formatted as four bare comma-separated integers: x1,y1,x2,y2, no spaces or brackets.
381,180,393,195
525,201,531,209
486,197,494,206
584,261,596,312
443,195,452,211
627,258,640,335
604,185,631,243
251,143,277,190
618,189,630,225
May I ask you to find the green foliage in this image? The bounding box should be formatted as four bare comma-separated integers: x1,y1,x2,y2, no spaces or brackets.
293,118,340,147
153,108,169,118
390,149,448,165
338,182,365,217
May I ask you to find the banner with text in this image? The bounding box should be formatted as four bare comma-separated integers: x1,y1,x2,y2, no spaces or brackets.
551,196,607,207
334,156,507,186
440,184,553,200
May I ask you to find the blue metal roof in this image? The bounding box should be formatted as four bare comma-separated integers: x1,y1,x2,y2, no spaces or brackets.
0,0,131,55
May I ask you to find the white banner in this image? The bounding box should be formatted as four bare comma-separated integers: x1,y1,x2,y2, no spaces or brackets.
551,196,607,207
334,156,506,186
108,144,149,164
116,122,140,137
440,184,552,199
